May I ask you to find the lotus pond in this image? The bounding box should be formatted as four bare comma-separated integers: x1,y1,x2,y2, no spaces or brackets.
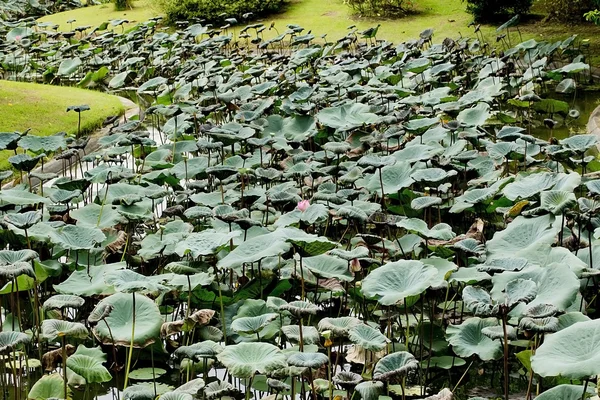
3,15,600,400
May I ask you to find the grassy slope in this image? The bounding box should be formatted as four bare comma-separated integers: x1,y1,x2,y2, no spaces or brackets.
0,81,125,170
37,0,157,32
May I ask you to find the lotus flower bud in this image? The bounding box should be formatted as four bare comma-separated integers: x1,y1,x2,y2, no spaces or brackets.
297,199,310,212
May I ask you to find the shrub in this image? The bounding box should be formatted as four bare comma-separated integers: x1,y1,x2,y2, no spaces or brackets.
114,0,133,11
158,0,285,25
463,0,533,22
542,0,598,23
345,0,414,18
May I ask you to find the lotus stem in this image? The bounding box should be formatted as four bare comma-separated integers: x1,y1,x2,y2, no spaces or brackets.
298,317,304,352
501,310,509,400
123,292,136,389
62,336,68,399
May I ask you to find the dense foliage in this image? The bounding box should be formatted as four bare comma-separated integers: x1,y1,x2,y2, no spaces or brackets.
463,0,533,22
542,0,598,23
345,0,414,18
157,0,285,25
0,10,599,400
0,0,81,20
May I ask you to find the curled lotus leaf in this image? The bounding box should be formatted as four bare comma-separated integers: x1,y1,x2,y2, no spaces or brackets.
279,300,320,316
174,340,223,361
373,351,419,381
286,352,328,368
217,342,288,379
519,317,559,333
204,381,240,399
348,324,388,352
524,304,558,318
0,249,38,264
3,211,41,229
104,269,169,295
174,378,206,395
41,319,88,342
463,286,498,316
481,325,517,340
66,354,112,383
43,294,85,311
505,278,537,306
53,225,106,250
231,313,278,334
355,380,385,400
0,331,30,353
159,392,193,400
0,262,36,279
333,371,363,389
318,316,361,336
281,325,320,345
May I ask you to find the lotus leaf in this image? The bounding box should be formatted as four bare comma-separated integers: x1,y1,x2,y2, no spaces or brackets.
446,317,502,361
361,260,437,305
217,342,287,378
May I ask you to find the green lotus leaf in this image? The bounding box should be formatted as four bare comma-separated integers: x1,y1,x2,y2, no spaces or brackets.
481,325,517,340
174,340,223,361
348,324,388,352
9,153,41,172
28,373,71,400
423,257,458,289
361,260,437,306
41,319,88,342
524,304,558,318
317,103,381,131
0,249,38,265
43,295,85,311
318,317,361,336
19,133,66,153
70,204,127,229
174,229,238,259
328,247,369,261
540,190,576,215
561,134,597,153
355,380,384,400
281,325,320,345
490,264,579,312
411,196,443,210
397,218,455,240
53,225,106,250
446,317,502,361
217,231,290,270
0,188,50,206
231,313,279,335
199,326,224,342
462,286,498,316
0,331,30,353
557,312,590,330
217,342,288,379
531,319,600,378
534,384,591,400
505,278,537,306
367,162,414,195
58,57,82,76
124,383,173,400
519,316,559,333
486,215,560,260
0,262,36,279
4,211,41,229
332,371,363,389
174,378,205,395
129,367,167,380
286,352,328,368
92,292,162,348
503,172,556,201
54,262,124,297
301,254,353,282
457,102,490,126
104,269,169,295
373,351,418,381
66,354,112,383
159,392,193,400
204,381,240,399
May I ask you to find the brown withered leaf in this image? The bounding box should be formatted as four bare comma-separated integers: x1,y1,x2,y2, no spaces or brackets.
42,345,75,371
105,231,127,254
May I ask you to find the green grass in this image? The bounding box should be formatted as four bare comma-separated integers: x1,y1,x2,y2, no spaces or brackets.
37,0,600,59
0,81,125,170
37,0,158,32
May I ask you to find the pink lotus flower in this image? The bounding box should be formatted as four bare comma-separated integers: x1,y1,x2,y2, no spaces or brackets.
350,258,361,272
15,35,21,41
297,199,310,212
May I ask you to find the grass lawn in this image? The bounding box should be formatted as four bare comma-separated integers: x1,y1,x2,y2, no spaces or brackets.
0,81,125,170
37,0,600,64
37,0,158,32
